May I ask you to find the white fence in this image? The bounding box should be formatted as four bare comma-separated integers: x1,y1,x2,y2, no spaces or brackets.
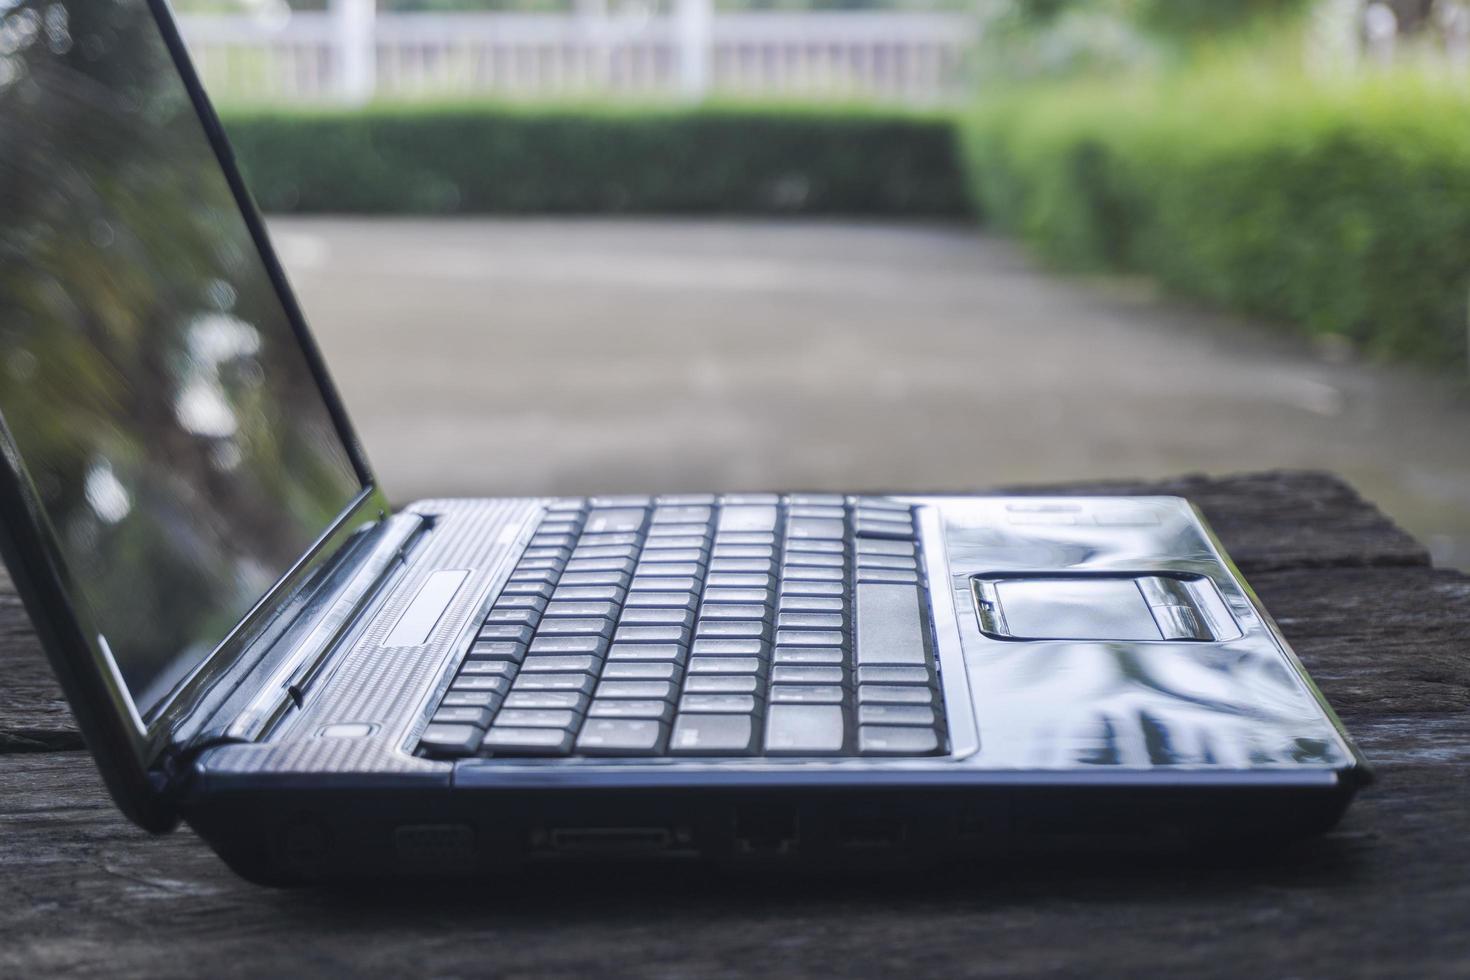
177,3,977,105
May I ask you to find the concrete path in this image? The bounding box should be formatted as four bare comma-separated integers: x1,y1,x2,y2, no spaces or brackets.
268,217,1470,569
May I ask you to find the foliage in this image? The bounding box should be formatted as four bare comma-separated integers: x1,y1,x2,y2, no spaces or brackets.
219,103,969,215
959,67,1470,363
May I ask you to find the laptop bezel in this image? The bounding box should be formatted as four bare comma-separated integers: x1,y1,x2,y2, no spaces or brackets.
0,0,387,830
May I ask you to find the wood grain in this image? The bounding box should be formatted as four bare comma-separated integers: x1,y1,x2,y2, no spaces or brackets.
1,471,1465,978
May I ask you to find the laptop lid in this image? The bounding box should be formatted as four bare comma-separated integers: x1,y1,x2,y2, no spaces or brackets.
0,0,387,829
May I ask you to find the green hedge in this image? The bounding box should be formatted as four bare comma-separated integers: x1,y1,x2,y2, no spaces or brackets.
220,103,969,216
960,72,1470,363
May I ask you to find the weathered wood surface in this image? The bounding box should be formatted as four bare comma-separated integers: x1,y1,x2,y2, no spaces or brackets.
1,471,1467,978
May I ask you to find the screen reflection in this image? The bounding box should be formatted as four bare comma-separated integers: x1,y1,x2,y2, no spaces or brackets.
0,0,365,717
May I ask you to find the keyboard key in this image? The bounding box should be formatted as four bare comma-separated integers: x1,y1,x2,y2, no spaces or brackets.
688,656,763,674
529,635,609,656
481,727,574,755
670,714,758,755
721,493,779,505
771,664,844,684
571,544,639,561
512,673,597,695
634,562,703,578
606,643,686,662
630,576,699,592
778,595,844,613
596,680,677,700
648,524,710,538
495,709,579,729
718,505,778,533
503,691,590,711
858,704,936,727
703,588,774,605
560,571,631,587
784,552,844,568
484,607,540,626
584,508,648,534
708,559,776,574
433,706,494,727
680,694,760,714
772,646,845,665
442,690,504,708
857,685,932,705
468,640,526,662
858,725,939,755
601,662,682,681
577,719,668,755
520,655,601,674
712,545,776,559
451,675,511,694
657,494,716,505
552,585,626,603
786,538,844,554
515,557,566,572
696,619,768,638
777,612,844,629
478,624,535,644
494,594,549,611
779,580,844,597
770,685,844,704
855,583,927,666
538,617,611,640
509,568,558,585
460,660,518,678
645,535,711,551
545,498,587,511
528,533,576,551
856,538,916,557
419,724,483,756
765,704,845,754
782,566,844,582
706,573,775,589
614,624,691,644
544,601,619,619
857,665,931,685
690,638,766,656
590,495,652,508
587,699,675,721
699,603,769,620
653,505,713,524
619,607,696,628
714,531,776,546
856,569,920,585
789,493,844,506
684,674,760,694
623,591,699,610
576,532,640,548
856,554,917,571
788,518,845,540
775,630,845,647
789,505,845,520
640,549,708,564
854,496,910,511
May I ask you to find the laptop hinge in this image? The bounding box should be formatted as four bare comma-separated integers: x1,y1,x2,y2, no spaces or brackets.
219,511,429,744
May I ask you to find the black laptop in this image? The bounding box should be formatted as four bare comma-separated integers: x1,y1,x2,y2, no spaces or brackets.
0,0,1368,882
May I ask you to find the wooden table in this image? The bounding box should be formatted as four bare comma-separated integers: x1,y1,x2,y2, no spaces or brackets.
2,472,1467,977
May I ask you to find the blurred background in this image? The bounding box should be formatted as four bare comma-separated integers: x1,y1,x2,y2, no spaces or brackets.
172,0,1470,568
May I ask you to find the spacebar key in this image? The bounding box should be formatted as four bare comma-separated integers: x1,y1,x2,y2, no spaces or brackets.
856,583,927,666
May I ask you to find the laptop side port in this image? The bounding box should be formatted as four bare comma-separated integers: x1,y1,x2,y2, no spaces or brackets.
544,827,677,855
734,808,799,857
837,817,905,849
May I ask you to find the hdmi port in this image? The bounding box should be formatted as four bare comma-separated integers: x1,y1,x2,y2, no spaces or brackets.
548,827,673,854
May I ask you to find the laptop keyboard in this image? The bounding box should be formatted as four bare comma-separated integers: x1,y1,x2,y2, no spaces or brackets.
417,494,947,759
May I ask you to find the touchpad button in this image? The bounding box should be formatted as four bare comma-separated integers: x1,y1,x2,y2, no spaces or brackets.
990,578,1162,641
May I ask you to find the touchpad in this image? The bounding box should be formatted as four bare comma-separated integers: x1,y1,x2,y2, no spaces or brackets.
973,574,1233,642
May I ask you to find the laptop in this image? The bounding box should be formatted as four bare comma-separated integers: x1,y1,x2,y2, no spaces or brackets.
0,0,1368,882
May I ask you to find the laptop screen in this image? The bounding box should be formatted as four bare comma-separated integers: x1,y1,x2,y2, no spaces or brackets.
0,0,366,719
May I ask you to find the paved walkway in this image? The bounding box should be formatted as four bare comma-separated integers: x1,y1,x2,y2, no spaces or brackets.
269,217,1470,569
